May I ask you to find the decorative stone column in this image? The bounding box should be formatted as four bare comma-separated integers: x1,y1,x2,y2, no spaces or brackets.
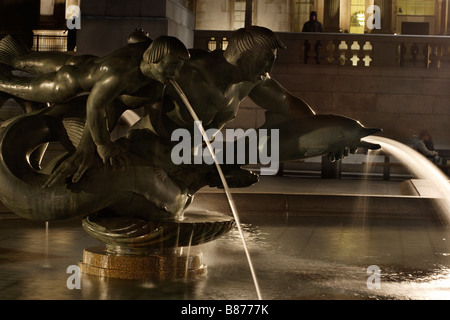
245,0,253,28
323,0,341,33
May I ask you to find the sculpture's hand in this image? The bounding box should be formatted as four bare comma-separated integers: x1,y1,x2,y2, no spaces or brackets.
97,142,131,169
44,144,97,188
326,146,357,162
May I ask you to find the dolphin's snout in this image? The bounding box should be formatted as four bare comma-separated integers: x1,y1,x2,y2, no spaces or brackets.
355,127,382,150
357,141,381,150
361,127,382,137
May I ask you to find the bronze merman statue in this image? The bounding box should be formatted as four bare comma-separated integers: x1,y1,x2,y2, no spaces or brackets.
0,33,190,185
0,26,381,224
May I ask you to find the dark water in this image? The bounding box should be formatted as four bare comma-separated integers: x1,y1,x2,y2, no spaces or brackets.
0,212,449,300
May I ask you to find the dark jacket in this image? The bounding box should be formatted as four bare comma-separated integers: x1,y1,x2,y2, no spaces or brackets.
302,12,324,32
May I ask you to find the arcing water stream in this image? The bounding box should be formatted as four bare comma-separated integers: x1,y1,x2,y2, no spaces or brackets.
364,136,450,224
169,79,263,300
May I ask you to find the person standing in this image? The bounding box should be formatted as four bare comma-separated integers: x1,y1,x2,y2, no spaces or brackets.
302,11,324,64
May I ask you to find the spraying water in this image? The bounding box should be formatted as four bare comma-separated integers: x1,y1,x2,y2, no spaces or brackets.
363,136,450,223
43,221,50,268
170,79,263,300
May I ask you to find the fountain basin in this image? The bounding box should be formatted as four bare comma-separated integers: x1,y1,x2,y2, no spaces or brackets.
79,210,234,280
82,211,235,254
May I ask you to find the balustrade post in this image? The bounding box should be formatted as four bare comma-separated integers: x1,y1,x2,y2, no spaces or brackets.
357,40,366,67
440,44,450,68
429,44,439,68
302,39,311,64
344,40,353,66
410,43,419,66
333,39,341,66
421,43,430,68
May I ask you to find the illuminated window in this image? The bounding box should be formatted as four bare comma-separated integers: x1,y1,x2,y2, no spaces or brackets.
294,0,315,32
350,0,366,34
397,0,435,16
234,0,254,29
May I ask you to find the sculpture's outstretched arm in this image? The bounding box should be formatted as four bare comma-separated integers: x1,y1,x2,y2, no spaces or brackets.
86,77,130,168
248,77,315,117
13,52,98,75
0,66,83,103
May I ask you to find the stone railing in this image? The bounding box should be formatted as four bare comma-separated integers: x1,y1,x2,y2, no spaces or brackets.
194,30,450,69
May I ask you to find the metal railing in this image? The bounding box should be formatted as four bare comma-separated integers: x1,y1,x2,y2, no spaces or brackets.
32,34,68,52
0,34,69,52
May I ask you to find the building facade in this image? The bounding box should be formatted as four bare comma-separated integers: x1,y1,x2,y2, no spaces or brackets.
2,1,449,51
192,0,450,35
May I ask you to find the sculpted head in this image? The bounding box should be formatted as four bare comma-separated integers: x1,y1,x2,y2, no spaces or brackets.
127,28,151,44
224,26,286,82
142,36,190,84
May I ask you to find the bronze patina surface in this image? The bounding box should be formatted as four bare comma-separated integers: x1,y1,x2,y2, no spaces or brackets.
0,27,381,279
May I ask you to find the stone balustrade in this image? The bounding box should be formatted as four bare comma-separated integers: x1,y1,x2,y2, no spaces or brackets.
194,30,450,69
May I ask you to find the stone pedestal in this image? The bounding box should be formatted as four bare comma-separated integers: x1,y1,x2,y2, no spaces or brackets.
79,246,207,280
78,210,234,280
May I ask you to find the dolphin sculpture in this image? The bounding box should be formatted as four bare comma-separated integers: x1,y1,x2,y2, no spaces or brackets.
258,111,381,162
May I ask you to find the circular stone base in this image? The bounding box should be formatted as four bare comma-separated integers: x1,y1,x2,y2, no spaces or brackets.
78,245,207,280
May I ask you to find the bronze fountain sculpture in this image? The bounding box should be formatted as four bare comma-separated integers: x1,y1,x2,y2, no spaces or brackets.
0,27,381,279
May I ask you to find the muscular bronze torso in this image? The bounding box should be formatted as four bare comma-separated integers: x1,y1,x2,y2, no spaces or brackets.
161,49,256,134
